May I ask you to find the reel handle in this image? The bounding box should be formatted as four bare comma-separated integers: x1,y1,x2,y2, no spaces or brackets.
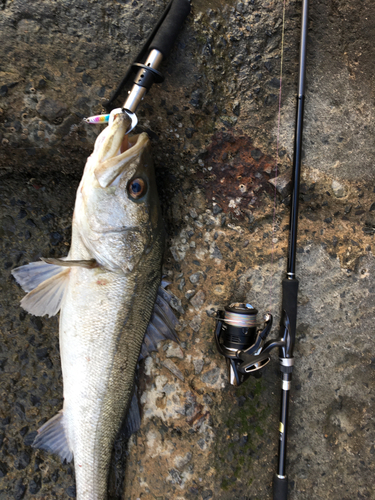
149,0,191,58
273,474,288,500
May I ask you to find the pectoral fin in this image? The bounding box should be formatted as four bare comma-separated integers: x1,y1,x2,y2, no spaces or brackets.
17,268,70,318
12,260,64,293
12,256,97,317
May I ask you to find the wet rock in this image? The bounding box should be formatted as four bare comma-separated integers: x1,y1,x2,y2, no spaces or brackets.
1,215,16,235
189,208,198,219
269,174,292,197
51,470,59,482
14,402,25,419
232,100,241,116
37,79,47,90
165,343,184,359
178,277,185,291
174,452,192,468
41,213,55,223
66,485,76,498
30,317,43,332
210,243,223,259
36,98,68,123
189,272,204,284
190,89,203,109
0,461,8,478
220,115,237,127
201,367,220,385
14,479,26,500
212,204,223,215
193,359,204,375
35,347,49,360
28,475,41,494
169,294,184,315
14,451,31,470
190,290,205,310
50,231,63,245
190,315,202,332
185,289,196,300
17,209,27,219
161,359,185,382
0,85,8,97
251,149,263,160
167,468,182,485
185,127,195,138
197,438,206,450
331,180,347,198
25,219,36,227
20,425,29,437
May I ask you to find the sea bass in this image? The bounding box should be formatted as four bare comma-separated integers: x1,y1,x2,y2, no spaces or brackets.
12,113,178,499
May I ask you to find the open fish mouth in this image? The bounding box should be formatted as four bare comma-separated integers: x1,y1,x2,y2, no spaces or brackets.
94,114,149,188
96,112,134,163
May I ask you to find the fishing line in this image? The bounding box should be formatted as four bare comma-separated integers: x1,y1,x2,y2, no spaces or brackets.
269,0,287,314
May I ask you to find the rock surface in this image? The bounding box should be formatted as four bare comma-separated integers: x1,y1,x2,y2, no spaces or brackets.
1,0,375,499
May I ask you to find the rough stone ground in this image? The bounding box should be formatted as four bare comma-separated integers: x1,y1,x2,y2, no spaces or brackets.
1,0,375,499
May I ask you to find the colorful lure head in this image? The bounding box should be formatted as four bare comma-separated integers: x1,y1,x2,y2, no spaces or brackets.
84,108,138,134
84,114,110,124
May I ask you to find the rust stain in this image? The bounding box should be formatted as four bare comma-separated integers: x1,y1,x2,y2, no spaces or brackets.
198,131,276,218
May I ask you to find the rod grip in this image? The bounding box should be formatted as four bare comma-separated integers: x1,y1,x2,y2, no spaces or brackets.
273,474,288,500
281,278,299,344
149,0,191,58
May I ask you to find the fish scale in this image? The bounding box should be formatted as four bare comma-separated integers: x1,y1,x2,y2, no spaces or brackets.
11,115,177,499
60,247,162,499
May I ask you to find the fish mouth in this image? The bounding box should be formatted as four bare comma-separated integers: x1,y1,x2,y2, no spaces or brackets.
94,114,149,188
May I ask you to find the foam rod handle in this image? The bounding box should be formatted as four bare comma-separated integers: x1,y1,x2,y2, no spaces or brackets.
149,0,191,58
273,474,288,500
281,278,299,343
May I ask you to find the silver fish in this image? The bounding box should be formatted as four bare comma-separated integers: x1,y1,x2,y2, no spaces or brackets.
12,113,178,499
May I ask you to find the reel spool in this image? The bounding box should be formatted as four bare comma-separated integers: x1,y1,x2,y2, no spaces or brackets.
214,303,273,386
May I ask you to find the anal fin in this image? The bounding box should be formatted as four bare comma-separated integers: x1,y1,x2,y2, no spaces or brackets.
124,387,141,437
139,285,180,361
32,410,73,463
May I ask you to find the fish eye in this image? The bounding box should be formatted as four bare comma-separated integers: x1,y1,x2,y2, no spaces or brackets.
128,178,147,199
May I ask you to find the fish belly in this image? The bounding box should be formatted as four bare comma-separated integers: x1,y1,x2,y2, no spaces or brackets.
59,265,160,499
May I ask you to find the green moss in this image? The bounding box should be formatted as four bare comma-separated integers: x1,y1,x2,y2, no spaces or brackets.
215,377,272,493
220,478,230,491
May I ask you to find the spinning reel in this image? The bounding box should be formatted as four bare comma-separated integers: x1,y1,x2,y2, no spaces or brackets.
214,302,293,387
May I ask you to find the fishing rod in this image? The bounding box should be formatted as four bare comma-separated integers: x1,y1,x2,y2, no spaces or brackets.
85,0,191,131
214,1,309,499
